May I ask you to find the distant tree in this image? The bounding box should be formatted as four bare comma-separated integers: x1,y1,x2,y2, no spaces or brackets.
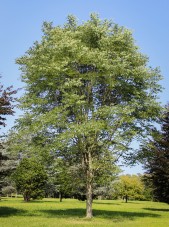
48,158,74,201
0,79,17,197
0,144,17,195
16,14,162,217
143,104,169,203
12,158,48,202
118,174,145,202
1,185,16,197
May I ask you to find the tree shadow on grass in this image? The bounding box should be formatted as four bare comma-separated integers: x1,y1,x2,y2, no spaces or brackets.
22,200,60,204
40,208,160,221
93,209,160,221
0,206,161,221
40,208,86,218
121,201,143,204
93,201,121,205
0,207,26,217
143,208,169,212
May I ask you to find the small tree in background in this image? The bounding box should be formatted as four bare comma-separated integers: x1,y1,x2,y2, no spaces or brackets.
49,158,74,202
1,185,16,197
119,174,145,202
0,145,17,196
12,158,47,202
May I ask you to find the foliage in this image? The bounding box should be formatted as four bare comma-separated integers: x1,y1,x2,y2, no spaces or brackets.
6,127,55,166
1,185,16,197
112,174,146,201
140,174,153,201
15,14,162,217
0,78,17,196
46,158,74,201
0,78,17,127
12,158,48,202
0,143,17,196
143,104,169,204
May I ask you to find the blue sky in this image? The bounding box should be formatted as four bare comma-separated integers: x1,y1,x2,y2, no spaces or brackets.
0,0,169,174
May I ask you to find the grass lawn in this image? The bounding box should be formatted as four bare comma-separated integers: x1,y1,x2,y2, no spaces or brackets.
0,197,169,227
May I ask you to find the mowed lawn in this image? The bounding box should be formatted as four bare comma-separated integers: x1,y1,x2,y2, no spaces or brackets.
0,198,169,227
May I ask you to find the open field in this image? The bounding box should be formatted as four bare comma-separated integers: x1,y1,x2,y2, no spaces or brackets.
0,198,169,227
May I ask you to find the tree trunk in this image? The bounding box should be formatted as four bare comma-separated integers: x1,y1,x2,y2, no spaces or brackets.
23,192,30,202
85,151,93,218
59,192,62,202
86,176,93,218
125,195,128,203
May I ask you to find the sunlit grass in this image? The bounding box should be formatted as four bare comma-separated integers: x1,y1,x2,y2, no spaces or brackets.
0,197,169,226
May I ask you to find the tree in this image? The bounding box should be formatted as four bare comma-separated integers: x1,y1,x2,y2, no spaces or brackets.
143,104,169,203
111,174,151,201
0,143,17,196
0,79,17,197
1,185,16,197
140,174,153,201
16,14,162,217
119,174,145,202
48,158,75,201
12,158,47,202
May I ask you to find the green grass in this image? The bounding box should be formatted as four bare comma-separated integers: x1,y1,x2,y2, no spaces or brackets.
0,198,169,227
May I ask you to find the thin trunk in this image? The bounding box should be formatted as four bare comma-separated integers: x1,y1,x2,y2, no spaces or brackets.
59,192,62,202
125,195,128,203
85,151,93,218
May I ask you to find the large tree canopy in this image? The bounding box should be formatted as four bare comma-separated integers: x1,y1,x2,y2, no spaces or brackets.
16,14,162,217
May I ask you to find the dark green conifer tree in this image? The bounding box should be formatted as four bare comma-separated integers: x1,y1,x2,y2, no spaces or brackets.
145,104,169,203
